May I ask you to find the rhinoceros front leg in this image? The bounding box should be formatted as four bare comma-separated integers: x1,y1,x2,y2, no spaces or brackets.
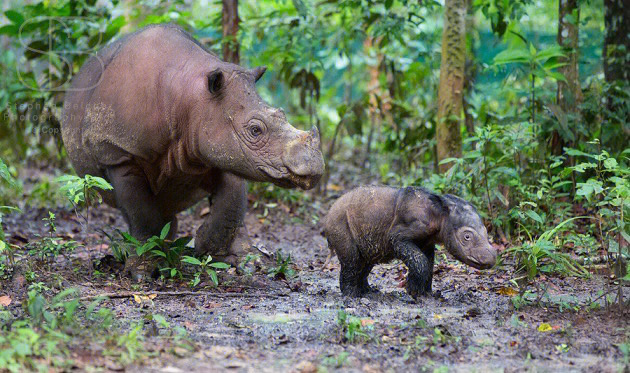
195,172,252,266
394,240,434,299
105,164,177,281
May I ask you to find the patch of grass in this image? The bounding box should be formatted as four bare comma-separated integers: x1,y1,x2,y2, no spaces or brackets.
0,289,194,372
27,212,78,267
336,310,372,343
320,351,349,370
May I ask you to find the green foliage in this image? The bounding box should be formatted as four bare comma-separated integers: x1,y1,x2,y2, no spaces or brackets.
0,0,126,158
337,309,371,343
181,255,230,287
268,250,296,280
492,34,567,122
507,217,590,281
27,211,78,265
56,174,113,208
112,223,230,284
0,288,189,372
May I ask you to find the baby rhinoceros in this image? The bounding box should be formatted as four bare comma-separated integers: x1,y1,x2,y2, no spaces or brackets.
322,186,497,299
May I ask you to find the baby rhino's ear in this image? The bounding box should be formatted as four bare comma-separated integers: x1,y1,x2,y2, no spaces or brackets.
435,194,455,215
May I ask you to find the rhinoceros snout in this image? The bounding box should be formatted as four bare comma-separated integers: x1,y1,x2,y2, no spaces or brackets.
469,244,498,270
281,126,324,189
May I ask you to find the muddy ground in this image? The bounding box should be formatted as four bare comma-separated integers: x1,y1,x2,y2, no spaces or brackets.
1,166,628,372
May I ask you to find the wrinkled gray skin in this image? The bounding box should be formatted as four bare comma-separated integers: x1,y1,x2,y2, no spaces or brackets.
61,24,324,279
322,186,497,299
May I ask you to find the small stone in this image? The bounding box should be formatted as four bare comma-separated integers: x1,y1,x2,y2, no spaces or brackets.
294,360,317,373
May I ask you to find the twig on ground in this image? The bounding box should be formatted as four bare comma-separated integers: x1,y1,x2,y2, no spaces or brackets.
78,290,287,301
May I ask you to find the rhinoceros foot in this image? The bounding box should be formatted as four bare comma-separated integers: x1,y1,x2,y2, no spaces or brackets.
124,255,160,283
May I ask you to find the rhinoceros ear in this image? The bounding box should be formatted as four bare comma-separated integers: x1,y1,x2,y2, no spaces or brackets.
252,66,267,82
207,69,224,94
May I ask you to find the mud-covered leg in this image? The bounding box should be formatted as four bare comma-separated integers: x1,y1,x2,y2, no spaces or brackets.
195,172,251,266
105,164,175,281
394,240,434,299
421,245,435,292
324,233,367,297
340,262,370,297
359,264,375,293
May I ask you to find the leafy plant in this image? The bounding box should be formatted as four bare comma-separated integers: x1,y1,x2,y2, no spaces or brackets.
507,217,590,283
27,212,77,266
55,174,113,237
337,309,371,343
181,255,230,287
267,250,296,280
117,223,192,279
568,145,630,309
493,35,567,122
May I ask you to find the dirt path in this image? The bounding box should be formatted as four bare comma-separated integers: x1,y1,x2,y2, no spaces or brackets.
1,179,628,372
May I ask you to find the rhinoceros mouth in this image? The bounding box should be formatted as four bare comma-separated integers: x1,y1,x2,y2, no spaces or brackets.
258,166,320,190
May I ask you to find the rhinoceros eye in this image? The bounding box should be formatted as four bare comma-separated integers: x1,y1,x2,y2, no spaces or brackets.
463,232,472,241
250,125,262,137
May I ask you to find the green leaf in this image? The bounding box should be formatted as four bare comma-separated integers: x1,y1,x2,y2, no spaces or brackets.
493,48,531,65
209,262,230,269
181,256,202,266
546,71,567,82
151,250,166,258
525,210,544,224
121,231,141,246
438,157,461,165
529,43,537,56
160,223,171,240
4,10,24,25
564,148,598,159
0,24,18,36
603,157,618,170
0,158,18,189
535,46,566,61
172,236,193,248
207,269,218,286
152,314,169,328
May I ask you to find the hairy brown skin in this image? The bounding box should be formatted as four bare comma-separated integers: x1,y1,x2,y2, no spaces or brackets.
322,186,497,299
61,24,324,279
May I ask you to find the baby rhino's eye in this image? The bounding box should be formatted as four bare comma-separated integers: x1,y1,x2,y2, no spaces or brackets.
463,232,472,241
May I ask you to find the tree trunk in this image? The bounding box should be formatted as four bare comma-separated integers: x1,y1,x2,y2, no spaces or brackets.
436,0,466,173
552,0,582,155
222,0,240,64
463,0,476,138
603,0,630,83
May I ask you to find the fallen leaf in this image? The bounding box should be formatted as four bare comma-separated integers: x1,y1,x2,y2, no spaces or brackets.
242,304,254,310
327,183,343,191
133,294,157,305
205,302,223,309
360,319,375,327
538,323,553,332
0,295,11,307
496,287,519,296
434,314,443,320
183,321,196,331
